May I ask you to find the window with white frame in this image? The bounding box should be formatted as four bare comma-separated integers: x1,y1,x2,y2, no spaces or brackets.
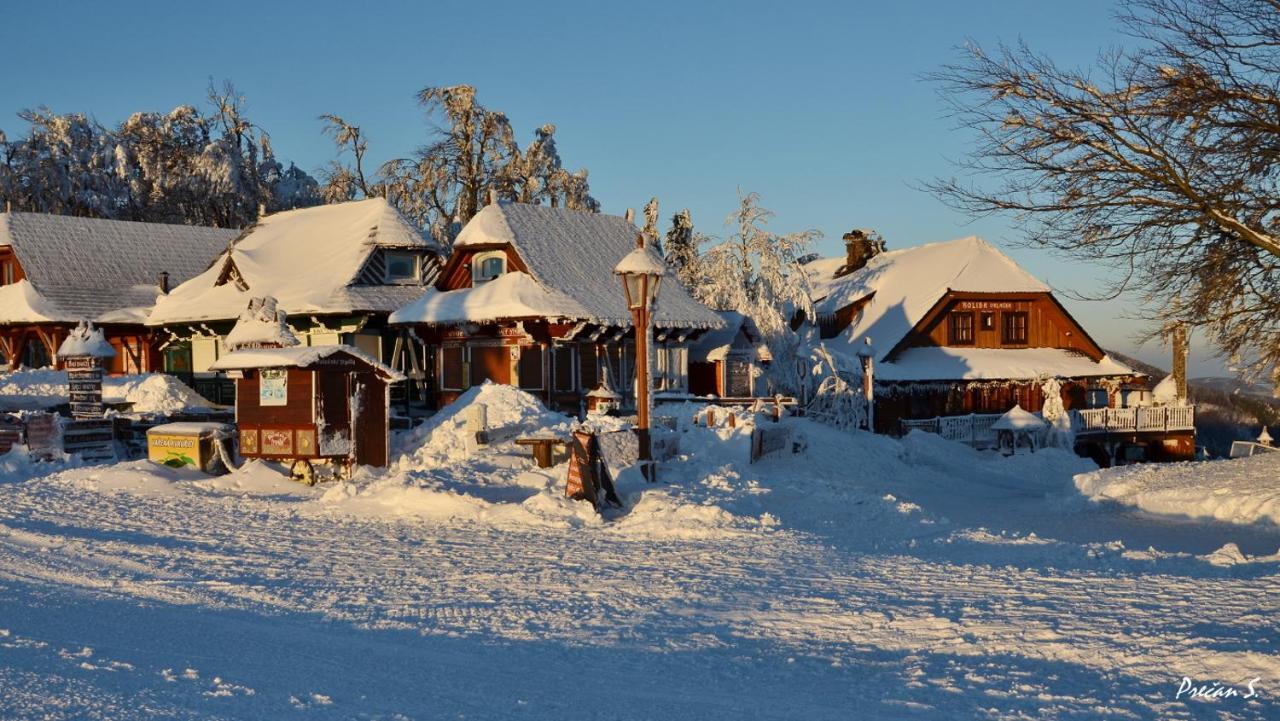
471,251,506,284
384,251,421,283
654,346,688,391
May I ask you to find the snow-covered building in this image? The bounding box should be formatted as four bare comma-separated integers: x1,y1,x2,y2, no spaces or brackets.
147,198,438,403
389,201,722,412
804,231,1195,461
0,211,237,374
688,310,772,398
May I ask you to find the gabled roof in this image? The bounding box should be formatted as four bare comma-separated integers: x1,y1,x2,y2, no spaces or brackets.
389,270,586,326
148,198,434,325
436,202,722,329
0,212,237,324
804,236,1050,360
689,310,772,362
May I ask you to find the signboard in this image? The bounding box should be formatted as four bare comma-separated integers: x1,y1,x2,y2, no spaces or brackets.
63,419,116,463
261,428,293,455
147,432,201,468
957,301,1016,311
0,414,22,454
65,356,105,419
259,369,288,406
25,414,58,460
750,426,793,464
565,431,622,510
240,428,259,455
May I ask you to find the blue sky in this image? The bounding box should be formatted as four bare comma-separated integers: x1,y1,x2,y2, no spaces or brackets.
0,0,1223,374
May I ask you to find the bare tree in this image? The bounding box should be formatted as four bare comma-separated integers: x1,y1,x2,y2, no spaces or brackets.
319,114,376,202
927,0,1280,390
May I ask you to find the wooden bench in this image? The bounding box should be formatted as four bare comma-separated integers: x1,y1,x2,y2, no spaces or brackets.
515,436,568,468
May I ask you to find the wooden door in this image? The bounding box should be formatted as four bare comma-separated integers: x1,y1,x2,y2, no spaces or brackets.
352,373,388,467
469,345,511,386
726,356,752,397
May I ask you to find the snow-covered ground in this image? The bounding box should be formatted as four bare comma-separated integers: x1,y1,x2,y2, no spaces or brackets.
0,385,1276,719
1076,452,1280,527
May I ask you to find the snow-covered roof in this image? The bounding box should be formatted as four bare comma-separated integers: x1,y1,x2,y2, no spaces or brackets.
389,271,587,325
0,212,237,324
209,344,404,381
805,236,1050,360
56,321,116,358
689,310,772,362
148,198,434,325
875,347,1136,382
224,297,300,351
446,202,722,329
990,405,1047,431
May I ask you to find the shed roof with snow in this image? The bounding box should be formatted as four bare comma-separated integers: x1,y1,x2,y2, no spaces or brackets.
208,344,403,380
0,212,237,324
148,198,437,325
689,310,772,362
389,202,723,329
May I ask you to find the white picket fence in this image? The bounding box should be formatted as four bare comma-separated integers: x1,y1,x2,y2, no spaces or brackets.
901,413,1004,448
1071,406,1194,435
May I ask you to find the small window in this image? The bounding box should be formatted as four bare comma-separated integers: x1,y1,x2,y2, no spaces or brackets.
385,251,420,283
980,312,995,331
472,251,506,284
1003,312,1028,344
440,346,465,390
949,312,975,345
518,346,543,390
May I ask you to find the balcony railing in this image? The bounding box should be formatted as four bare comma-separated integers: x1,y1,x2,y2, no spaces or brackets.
1072,406,1194,435
900,405,1195,447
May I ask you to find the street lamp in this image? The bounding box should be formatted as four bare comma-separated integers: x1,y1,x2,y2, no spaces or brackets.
614,234,666,482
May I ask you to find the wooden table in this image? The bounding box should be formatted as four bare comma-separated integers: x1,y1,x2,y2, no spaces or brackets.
515,437,568,468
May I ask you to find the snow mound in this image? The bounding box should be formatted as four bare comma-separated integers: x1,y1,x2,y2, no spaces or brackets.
1,370,212,414
394,382,573,465
1074,453,1280,526
108,374,214,414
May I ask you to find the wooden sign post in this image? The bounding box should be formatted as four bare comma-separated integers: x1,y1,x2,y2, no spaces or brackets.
64,355,107,419
565,430,622,511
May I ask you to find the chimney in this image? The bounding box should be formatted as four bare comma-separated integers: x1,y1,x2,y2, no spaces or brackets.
1171,323,1188,403
624,208,635,224
487,188,498,205
836,229,884,278
158,271,170,294
257,202,267,220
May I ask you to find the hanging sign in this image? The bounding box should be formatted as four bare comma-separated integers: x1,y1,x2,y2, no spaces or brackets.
259,368,288,406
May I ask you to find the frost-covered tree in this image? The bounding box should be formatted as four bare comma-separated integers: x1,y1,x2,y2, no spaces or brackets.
343,85,599,245
0,82,320,227
928,0,1280,390
696,192,822,393
664,208,707,290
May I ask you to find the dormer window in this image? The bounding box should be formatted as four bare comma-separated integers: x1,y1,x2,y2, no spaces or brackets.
385,251,421,283
472,251,506,284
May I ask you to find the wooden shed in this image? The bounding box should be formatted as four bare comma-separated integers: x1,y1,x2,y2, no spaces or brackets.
209,346,403,476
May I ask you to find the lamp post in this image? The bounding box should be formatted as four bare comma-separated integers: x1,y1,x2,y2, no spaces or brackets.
614,234,666,482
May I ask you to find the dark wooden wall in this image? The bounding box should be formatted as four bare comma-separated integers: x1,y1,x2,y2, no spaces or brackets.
235,368,315,425
897,293,1103,359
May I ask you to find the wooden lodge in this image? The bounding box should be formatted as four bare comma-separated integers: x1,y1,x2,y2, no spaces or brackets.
0,211,235,374
688,311,772,399
388,201,723,414
805,230,1195,463
146,198,439,404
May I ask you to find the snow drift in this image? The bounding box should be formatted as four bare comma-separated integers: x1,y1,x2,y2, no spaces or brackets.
1074,453,1280,526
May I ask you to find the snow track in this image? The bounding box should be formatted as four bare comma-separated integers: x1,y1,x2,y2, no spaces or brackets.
0,413,1276,719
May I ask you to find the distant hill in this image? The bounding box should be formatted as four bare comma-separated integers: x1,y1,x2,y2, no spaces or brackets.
1105,349,1277,457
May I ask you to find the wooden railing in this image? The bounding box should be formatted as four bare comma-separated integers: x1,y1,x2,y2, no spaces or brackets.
1072,406,1194,435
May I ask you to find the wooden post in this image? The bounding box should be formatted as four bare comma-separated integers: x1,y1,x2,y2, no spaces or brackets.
633,274,653,482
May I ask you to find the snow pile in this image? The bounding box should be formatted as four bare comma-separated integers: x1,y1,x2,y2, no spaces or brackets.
394,382,573,465
223,296,298,351
109,374,214,414
1074,453,1280,526
0,369,212,413
56,321,116,359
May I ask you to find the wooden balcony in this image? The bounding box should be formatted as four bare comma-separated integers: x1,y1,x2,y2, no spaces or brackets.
1071,406,1194,435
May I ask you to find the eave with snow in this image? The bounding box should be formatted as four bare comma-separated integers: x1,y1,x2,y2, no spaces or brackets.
0,211,236,374
804,232,1193,460
388,201,723,412
145,198,440,403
